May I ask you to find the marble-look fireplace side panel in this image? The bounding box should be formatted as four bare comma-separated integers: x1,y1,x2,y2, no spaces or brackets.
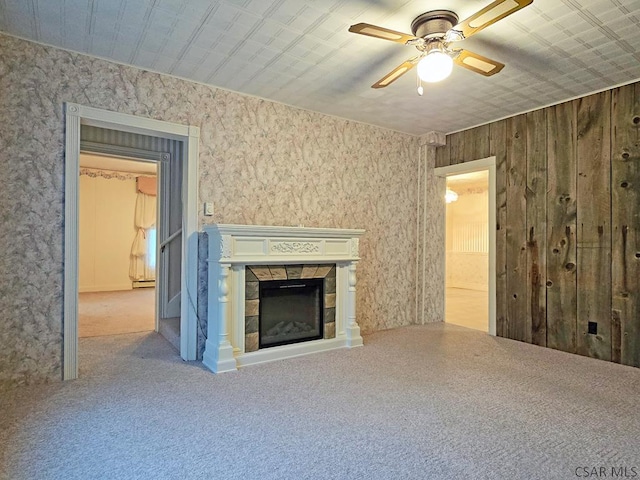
245,264,336,352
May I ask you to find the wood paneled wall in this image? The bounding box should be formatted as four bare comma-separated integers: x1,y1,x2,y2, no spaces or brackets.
436,82,640,367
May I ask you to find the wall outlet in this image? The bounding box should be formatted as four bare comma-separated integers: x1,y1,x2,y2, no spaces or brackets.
204,202,214,216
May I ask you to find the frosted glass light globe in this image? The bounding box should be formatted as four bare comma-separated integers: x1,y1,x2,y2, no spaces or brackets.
417,51,454,83
445,188,459,203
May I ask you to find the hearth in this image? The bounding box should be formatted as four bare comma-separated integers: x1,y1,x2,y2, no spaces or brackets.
259,278,324,348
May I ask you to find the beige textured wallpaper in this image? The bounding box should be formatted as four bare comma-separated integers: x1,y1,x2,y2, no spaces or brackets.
0,34,443,386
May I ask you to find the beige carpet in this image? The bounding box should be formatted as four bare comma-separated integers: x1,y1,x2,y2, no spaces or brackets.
79,288,155,337
445,287,488,332
1,324,639,480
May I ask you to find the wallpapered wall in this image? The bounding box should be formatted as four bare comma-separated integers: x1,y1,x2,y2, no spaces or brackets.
0,34,437,386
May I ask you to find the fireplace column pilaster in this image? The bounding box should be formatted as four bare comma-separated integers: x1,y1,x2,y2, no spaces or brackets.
345,261,363,347
203,262,237,373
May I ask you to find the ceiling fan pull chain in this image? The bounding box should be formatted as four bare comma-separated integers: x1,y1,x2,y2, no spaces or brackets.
417,70,424,96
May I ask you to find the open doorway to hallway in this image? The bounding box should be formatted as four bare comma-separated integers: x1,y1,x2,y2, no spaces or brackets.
78,153,157,338
445,170,489,332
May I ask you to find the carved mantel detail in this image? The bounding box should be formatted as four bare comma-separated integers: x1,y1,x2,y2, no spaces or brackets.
350,238,359,257
219,234,232,259
270,241,320,254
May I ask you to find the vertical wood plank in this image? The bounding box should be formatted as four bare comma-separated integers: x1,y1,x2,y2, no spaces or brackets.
505,114,528,342
526,109,547,346
576,91,612,361
611,83,640,367
546,100,578,353
435,141,450,167
491,120,508,337
464,124,491,161
449,131,465,164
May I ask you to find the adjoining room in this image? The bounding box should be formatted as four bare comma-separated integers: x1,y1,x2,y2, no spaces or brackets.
78,153,157,338
445,170,489,333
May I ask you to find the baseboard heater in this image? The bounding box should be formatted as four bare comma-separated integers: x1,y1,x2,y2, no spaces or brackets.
133,280,155,288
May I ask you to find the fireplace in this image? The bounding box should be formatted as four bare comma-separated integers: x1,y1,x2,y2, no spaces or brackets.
259,278,324,348
202,224,364,373
244,264,336,353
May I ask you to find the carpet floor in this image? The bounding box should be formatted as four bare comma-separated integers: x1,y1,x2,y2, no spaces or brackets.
79,288,155,337
1,324,639,480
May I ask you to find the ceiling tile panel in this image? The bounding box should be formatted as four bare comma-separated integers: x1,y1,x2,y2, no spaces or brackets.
154,0,187,15
2,0,640,135
533,2,575,19
267,0,308,26
287,6,327,33
327,2,370,21
241,0,288,18
254,21,300,50
305,14,350,42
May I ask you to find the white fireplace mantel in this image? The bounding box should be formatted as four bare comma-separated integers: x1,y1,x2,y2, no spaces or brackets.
202,224,365,373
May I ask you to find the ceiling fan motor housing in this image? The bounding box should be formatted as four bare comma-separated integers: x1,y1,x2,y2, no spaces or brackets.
411,10,459,39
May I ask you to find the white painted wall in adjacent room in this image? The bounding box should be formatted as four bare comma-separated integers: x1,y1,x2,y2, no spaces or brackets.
446,189,489,291
79,170,139,292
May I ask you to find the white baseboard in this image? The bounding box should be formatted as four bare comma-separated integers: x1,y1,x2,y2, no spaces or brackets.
78,284,133,293
447,281,488,292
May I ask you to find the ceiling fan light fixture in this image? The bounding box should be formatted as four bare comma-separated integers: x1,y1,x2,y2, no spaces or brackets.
417,50,453,83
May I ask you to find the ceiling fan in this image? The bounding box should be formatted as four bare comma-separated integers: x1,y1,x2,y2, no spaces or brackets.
348,0,533,92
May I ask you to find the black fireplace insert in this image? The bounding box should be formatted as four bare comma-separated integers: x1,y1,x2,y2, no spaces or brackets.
259,278,324,348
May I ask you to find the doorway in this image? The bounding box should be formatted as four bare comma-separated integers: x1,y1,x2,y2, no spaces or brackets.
64,103,200,380
445,170,489,332
78,152,158,338
434,157,496,336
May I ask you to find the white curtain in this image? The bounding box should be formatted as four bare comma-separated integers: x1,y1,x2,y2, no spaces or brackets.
129,192,156,281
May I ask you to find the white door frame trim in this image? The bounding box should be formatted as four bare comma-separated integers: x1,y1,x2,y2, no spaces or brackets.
64,103,200,380
434,156,497,336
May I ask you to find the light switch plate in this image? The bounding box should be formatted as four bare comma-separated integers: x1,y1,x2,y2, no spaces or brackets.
204,202,214,216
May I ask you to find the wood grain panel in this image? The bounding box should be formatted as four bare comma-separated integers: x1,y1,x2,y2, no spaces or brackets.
576,91,612,361
611,83,640,367
491,120,508,337
448,131,465,164
526,109,547,346
505,114,528,342
546,101,578,353
464,124,491,161
435,80,640,368
435,142,450,167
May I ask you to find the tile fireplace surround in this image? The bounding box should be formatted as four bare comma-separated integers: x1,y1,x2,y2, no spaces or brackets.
202,224,365,373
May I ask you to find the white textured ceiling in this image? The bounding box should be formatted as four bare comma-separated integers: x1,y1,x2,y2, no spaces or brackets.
2,0,639,135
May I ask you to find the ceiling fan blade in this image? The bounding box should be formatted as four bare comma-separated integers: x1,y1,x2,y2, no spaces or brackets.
451,0,533,39
454,50,505,76
349,23,417,44
371,58,418,88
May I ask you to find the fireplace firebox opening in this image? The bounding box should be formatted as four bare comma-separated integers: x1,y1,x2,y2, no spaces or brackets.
258,278,324,348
